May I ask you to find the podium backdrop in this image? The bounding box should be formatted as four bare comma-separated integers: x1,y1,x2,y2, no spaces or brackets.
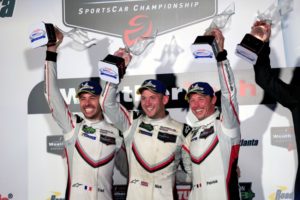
0,0,299,199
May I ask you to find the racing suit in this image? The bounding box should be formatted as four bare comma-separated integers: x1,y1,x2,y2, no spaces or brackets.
100,81,193,200
254,43,300,200
182,57,241,200
44,51,124,200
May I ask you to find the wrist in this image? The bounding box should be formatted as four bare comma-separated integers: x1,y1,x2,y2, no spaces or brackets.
216,49,227,62
46,51,58,62
47,45,57,52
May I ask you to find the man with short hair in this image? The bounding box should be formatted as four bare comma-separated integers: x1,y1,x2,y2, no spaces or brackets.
101,65,193,199
44,28,125,200
182,28,241,200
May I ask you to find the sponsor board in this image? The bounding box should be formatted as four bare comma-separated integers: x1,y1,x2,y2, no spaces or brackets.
240,182,255,200
47,135,65,156
28,70,266,115
271,127,296,151
63,0,217,39
46,192,65,200
268,186,294,200
177,184,191,200
240,139,259,147
0,0,15,18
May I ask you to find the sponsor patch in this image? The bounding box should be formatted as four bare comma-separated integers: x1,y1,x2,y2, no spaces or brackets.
139,129,153,137
199,126,214,139
139,122,154,131
82,125,96,133
130,179,139,184
83,132,97,140
159,126,176,133
100,135,116,145
157,132,177,143
100,129,114,135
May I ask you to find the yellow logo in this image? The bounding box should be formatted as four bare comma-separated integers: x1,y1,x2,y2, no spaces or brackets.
268,186,293,200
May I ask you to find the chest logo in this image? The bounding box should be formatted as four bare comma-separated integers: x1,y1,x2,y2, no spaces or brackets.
157,132,177,143
82,125,97,140
100,135,116,145
199,126,214,139
82,125,96,133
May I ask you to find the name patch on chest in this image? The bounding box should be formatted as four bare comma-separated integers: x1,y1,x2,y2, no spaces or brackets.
199,126,214,139
100,135,116,145
157,132,177,143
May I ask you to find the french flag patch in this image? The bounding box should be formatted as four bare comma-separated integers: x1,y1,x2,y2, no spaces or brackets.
84,185,93,191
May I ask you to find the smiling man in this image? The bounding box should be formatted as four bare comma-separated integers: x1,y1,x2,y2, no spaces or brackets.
43,28,126,200
101,64,193,199
182,28,241,200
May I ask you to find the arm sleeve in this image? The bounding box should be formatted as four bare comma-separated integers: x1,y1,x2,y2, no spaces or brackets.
181,133,192,180
115,143,129,178
100,80,131,132
181,147,192,182
254,43,299,108
44,51,75,133
217,53,240,130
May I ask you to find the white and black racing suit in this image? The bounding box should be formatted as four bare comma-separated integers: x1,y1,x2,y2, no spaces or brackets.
100,81,192,200
182,57,241,200
44,51,124,200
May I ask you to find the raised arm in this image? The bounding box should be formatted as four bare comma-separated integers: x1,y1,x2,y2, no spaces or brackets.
212,28,240,130
254,43,299,108
44,28,75,133
100,48,133,132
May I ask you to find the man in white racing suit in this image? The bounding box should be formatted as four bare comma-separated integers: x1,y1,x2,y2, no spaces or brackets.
44,28,125,200
182,28,241,200
100,57,193,200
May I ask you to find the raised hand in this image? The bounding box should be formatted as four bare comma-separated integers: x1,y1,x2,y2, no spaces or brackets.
47,26,64,52
113,48,132,67
210,28,224,52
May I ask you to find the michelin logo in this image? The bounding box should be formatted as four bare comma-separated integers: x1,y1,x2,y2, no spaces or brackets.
100,67,118,79
193,49,213,58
